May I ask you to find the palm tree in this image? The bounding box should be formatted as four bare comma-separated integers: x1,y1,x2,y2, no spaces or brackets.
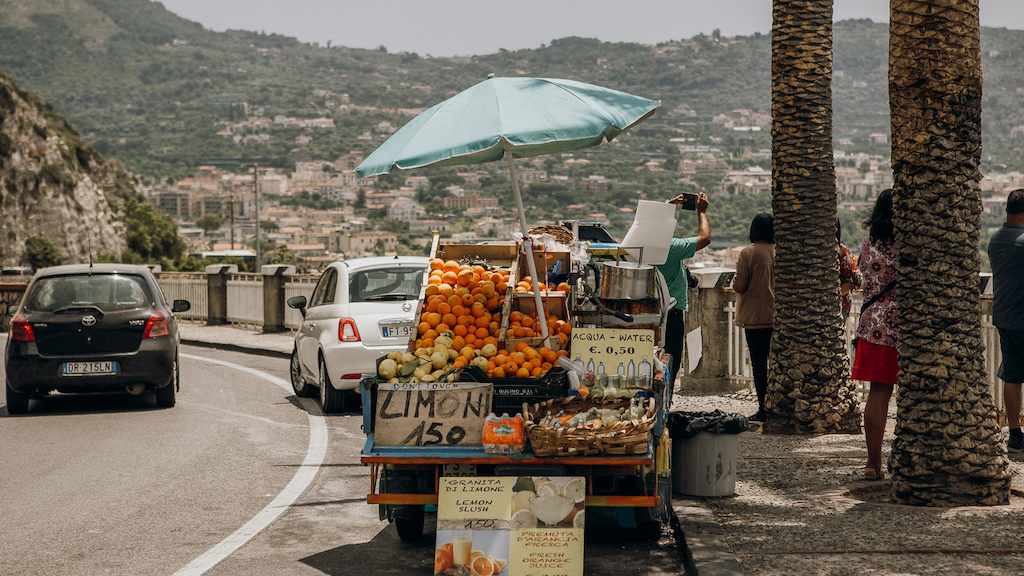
766,0,861,434
888,0,1010,505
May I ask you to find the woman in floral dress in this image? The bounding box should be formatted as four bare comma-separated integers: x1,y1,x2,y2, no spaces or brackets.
851,189,897,479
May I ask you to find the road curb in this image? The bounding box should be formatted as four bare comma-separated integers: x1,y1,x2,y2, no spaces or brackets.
672,497,745,576
181,338,291,360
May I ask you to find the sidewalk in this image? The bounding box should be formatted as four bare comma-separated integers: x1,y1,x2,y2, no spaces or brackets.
182,323,1024,575
177,320,294,359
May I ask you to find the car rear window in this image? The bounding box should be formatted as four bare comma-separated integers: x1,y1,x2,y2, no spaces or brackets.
24,274,153,312
349,266,424,303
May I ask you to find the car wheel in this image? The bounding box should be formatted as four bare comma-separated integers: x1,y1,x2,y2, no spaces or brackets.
319,356,343,414
343,389,363,412
156,357,178,408
291,349,314,398
5,384,29,415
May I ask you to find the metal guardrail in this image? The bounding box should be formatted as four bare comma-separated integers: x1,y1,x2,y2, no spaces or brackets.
156,272,318,330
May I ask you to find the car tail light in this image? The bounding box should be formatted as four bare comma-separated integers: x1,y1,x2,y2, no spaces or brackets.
143,310,170,338
339,318,360,342
10,314,34,342
341,373,362,379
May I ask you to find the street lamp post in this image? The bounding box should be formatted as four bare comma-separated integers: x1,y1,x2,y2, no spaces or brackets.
253,166,261,268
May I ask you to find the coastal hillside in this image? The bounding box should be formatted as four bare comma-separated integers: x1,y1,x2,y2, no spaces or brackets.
0,70,135,264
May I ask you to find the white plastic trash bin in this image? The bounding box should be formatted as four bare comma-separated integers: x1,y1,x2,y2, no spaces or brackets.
672,431,738,497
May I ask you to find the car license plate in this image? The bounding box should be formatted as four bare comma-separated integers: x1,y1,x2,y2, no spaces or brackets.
380,321,414,338
61,361,117,376
443,464,477,477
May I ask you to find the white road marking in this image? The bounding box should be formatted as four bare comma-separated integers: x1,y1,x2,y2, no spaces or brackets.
173,353,328,576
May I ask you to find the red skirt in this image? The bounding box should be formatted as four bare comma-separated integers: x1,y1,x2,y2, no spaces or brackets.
852,339,899,385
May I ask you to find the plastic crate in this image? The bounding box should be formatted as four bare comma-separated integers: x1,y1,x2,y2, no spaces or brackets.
458,365,570,416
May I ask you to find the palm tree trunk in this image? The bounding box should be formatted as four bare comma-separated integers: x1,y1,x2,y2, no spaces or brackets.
888,0,1010,505
768,0,861,434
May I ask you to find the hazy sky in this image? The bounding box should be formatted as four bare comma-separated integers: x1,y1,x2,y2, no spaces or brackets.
156,0,1024,57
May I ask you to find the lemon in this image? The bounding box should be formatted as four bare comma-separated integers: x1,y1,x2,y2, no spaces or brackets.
509,508,538,529
535,479,560,497
561,477,586,503
511,489,536,513
572,509,585,529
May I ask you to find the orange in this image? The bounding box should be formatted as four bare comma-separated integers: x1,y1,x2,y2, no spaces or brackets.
458,314,475,327
523,327,535,338
509,311,524,323
424,285,440,298
473,265,487,277
429,258,445,271
521,316,534,328
485,298,499,311
439,284,455,297
460,346,476,360
457,268,475,286
435,323,451,334
516,342,530,353
453,324,469,337
437,302,452,316
488,321,501,335
427,275,442,286
442,271,458,285
471,302,487,318
503,361,518,374
483,336,498,347
424,312,442,328
417,321,431,335
556,282,572,293
493,366,506,378
475,327,490,339
531,366,543,377
465,334,477,346
559,323,572,335
557,348,570,357
493,354,508,366
425,298,441,313
421,337,434,348
558,333,569,346
452,305,468,317
510,351,526,365
522,361,534,372
441,313,457,327
443,260,459,272
452,335,466,350
513,326,526,338
447,295,462,309
496,282,508,294
516,367,530,378
525,348,540,361
489,272,503,284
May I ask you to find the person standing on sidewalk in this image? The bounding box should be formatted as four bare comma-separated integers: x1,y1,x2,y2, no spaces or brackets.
658,192,711,390
852,189,898,480
732,212,775,422
988,188,1024,452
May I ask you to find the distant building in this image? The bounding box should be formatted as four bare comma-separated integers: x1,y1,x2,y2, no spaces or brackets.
443,193,499,210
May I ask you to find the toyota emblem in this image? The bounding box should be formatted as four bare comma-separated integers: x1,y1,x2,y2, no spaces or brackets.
402,302,413,312
82,315,97,327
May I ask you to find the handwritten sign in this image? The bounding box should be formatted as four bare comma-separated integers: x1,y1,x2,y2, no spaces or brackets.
436,476,585,576
569,327,655,380
509,529,584,576
438,477,516,520
374,382,492,446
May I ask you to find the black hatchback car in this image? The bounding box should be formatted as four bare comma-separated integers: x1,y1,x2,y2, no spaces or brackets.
4,263,190,414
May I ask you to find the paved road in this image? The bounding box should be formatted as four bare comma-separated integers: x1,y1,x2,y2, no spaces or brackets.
1,344,687,575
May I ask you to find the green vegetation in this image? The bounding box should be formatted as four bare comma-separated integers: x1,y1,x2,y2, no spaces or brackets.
25,235,64,269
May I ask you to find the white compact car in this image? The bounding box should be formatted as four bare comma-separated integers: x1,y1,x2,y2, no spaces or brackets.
287,256,429,413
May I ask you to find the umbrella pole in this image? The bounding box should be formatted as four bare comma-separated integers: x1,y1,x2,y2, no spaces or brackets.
504,141,552,347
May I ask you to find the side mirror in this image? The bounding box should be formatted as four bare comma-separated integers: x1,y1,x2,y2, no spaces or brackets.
287,295,307,317
172,300,191,313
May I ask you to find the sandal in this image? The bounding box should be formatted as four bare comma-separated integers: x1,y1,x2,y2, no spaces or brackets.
862,466,884,480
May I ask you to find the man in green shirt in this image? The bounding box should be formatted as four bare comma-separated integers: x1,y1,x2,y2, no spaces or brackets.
657,192,711,389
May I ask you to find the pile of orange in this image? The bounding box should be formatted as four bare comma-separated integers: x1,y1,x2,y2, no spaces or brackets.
415,258,511,352
513,276,573,294
505,310,573,347
485,342,570,379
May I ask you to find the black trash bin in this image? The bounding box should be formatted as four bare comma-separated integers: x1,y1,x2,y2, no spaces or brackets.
667,410,749,496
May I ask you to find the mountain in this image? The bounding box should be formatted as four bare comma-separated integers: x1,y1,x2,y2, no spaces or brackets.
0,69,134,265
1,1,1024,179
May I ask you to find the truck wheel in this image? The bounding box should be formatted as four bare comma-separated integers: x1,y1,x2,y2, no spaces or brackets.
395,506,425,541
319,357,343,413
6,384,29,414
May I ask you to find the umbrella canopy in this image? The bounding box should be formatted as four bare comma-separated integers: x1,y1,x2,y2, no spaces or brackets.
356,76,659,177
356,76,659,344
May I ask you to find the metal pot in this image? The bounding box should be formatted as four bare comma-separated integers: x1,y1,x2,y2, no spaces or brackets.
600,261,657,300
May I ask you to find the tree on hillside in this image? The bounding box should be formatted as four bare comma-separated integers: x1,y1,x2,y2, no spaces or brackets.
766,0,861,434
195,213,222,234
887,0,1009,505
25,235,63,269
120,200,186,265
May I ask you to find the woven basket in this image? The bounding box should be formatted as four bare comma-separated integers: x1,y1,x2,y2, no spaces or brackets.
528,225,574,246
523,396,657,457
